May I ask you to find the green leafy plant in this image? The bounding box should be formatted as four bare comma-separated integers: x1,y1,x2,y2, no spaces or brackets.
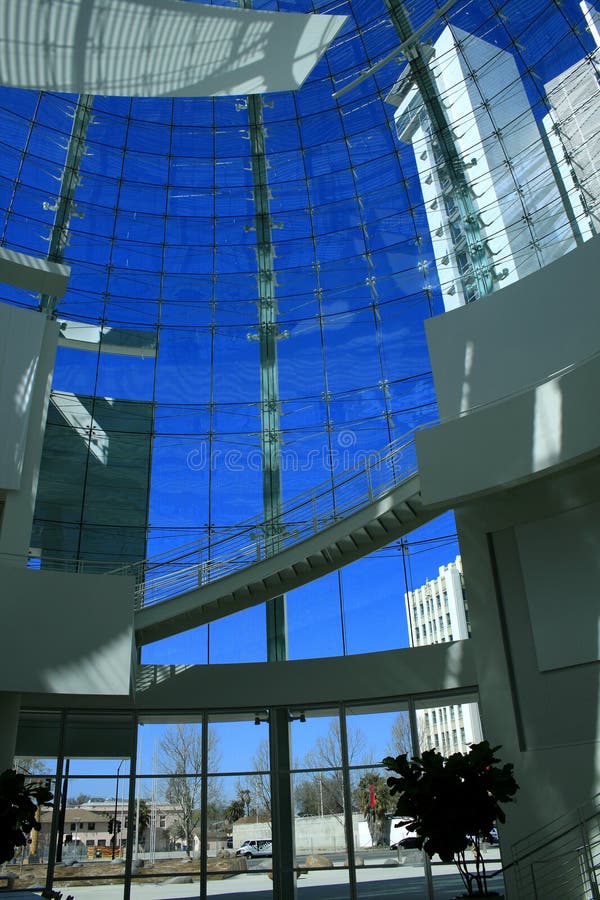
383,741,519,897
0,768,53,865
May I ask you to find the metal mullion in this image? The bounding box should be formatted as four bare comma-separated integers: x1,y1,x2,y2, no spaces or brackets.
143,97,173,644
206,97,218,663
200,711,209,900
45,711,66,895
1,92,43,247
123,717,138,900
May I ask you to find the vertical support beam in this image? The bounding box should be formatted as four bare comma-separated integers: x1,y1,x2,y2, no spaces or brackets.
384,0,494,299
269,709,296,900
123,719,138,900
45,713,66,896
339,705,358,900
199,711,209,900
245,82,287,663
40,94,94,312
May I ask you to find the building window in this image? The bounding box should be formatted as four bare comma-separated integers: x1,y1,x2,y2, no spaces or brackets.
70,824,76,831
87,823,95,831
98,839,106,847
159,815,166,829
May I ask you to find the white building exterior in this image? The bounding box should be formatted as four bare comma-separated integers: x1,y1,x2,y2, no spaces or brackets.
542,3,600,241
405,556,483,755
387,25,577,310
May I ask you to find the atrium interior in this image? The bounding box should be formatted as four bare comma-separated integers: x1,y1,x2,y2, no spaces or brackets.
0,0,599,898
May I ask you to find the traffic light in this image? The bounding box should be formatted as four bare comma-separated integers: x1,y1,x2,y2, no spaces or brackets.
116,820,122,834
108,818,114,834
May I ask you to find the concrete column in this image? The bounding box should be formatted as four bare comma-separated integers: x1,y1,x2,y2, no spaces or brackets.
0,692,21,770
269,708,296,899
0,317,59,562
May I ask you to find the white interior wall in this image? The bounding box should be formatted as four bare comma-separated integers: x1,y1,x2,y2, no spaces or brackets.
424,235,600,420
134,639,477,711
0,305,47,491
0,314,59,561
416,347,600,506
454,456,600,848
515,500,600,670
416,234,600,859
0,567,135,696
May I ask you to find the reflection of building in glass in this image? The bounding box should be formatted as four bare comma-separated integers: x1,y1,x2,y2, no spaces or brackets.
387,26,577,311
31,393,153,568
405,556,483,754
542,2,600,241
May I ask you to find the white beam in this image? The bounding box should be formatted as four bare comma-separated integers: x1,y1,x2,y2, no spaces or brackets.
0,0,346,96
0,247,70,298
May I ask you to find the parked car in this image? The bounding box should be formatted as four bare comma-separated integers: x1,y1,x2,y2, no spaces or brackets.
390,817,417,850
235,839,273,859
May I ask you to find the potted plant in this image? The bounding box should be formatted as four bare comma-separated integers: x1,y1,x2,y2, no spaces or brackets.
383,741,519,897
0,768,53,865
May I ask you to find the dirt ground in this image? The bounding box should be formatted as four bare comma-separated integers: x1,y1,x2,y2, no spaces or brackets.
3,856,247,889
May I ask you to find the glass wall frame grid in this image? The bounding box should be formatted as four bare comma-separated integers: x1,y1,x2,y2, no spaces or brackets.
15,686,483,900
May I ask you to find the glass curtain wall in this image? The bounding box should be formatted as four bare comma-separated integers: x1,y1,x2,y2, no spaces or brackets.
14,695,487,900
0,0,598,663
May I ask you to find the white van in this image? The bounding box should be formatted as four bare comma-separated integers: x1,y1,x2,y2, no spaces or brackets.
235,839,273,859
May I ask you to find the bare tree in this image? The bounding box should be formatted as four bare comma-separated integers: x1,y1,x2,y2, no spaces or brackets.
301,720,373,824
12,758,49,776
305,720,371,770
237,739,271,824
388,711,433,758
159,724,221,856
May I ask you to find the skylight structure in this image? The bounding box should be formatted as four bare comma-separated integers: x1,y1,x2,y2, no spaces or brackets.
0,2,599,892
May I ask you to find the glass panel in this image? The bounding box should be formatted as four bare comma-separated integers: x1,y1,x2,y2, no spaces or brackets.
5,766,57,895
129,776,200,900
348,763,429,898
414,695,483,757
208,773,272,897
346,703,411,765
206,715,272,897
293,768,351,895
51,766,131,892
290,709,350,892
